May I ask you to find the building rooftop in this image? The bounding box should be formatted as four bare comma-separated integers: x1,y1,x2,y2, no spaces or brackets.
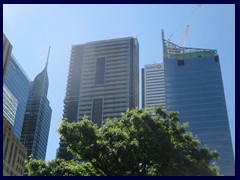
72,36,136,47
161,30,217,60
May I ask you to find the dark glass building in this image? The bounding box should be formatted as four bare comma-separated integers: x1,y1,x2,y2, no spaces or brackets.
20,50,52,160
162,33,235,175
57,37,139,160
4,55,31,139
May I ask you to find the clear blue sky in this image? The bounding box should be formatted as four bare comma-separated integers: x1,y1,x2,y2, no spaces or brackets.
3,4,235,161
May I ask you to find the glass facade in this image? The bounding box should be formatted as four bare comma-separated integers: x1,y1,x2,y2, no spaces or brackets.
3,84,18,125
20,66,52,160
163,39,235,176
4,55,31,139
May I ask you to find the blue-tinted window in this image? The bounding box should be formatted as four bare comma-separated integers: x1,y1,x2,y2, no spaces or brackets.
95,58,105,85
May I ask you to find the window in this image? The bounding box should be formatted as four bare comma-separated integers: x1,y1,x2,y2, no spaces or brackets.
95,57,105,85
92,98,103,125
214,55,219,63
177,59,185,66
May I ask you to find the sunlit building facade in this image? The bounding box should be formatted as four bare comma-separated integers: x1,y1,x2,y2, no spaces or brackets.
142,63,165,114
3,84,18,125
4,55,31,139
57,37,139,160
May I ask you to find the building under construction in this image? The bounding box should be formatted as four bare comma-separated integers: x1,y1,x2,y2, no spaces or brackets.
161,30,235,176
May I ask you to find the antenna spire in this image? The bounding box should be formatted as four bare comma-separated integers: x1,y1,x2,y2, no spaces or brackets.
162,29,165,58
162,29,164,42
45,46,51,68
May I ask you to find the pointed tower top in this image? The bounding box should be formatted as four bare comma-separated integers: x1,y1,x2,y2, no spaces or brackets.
45,46,51,68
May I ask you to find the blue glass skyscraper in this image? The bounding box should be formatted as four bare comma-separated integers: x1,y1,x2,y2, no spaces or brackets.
162,32,235,175
4,55,31,139
20,48,52,160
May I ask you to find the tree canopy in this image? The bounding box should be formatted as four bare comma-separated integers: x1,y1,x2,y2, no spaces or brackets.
25,106,220,176
25,155,102,176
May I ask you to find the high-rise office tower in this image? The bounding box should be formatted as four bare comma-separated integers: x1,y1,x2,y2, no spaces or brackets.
162,31,235,175
20,48,52,160
3,84,18,125
4,55,31,139
142,63,165,114
57,37,139,160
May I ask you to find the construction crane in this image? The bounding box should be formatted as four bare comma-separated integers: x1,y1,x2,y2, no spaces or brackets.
181,4,201,47
167,5,201,46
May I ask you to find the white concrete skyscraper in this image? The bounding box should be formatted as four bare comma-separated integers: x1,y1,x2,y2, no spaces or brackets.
57,37,139,160
142,63,165,114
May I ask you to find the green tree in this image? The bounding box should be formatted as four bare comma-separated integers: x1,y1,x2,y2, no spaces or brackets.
26,106,220,176
25,155,103,176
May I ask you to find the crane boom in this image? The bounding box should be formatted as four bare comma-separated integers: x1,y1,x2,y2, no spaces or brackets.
182,4,201,47
183,25,189,47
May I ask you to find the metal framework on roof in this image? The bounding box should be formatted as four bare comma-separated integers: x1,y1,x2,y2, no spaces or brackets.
162,30,217,60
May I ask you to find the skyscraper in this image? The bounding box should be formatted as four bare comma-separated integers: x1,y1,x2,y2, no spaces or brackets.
57,37,139,160
142,63,165,114
4,55,31,139
20,48,52,160
162,32,235,175
3,34,28,176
